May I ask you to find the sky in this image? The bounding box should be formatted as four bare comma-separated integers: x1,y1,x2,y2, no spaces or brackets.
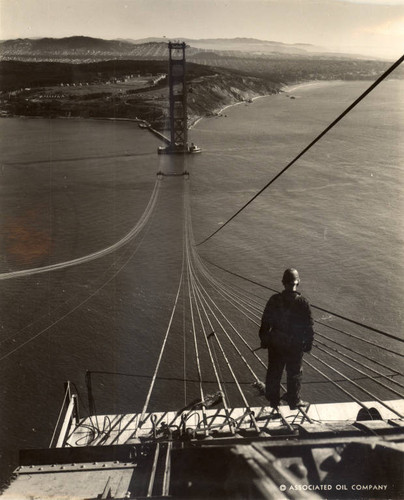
1,0,403,59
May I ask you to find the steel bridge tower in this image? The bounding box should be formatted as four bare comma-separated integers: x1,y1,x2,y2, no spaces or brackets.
168,41,187,152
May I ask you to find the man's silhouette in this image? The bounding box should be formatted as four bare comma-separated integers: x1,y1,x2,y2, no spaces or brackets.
259,268,314,409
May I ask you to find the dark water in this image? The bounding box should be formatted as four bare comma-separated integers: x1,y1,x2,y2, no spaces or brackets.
0,81,403,487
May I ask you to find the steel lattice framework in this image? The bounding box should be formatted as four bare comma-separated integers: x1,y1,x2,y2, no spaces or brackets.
168,42,188,152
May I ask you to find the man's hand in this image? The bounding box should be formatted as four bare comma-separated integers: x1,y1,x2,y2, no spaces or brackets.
302,341,312,353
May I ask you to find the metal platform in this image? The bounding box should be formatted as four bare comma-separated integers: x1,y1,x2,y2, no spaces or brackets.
61,399,404,447
6,399,404,499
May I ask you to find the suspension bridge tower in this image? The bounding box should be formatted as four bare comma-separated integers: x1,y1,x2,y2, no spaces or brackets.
157,41,201,155
168,41,188,153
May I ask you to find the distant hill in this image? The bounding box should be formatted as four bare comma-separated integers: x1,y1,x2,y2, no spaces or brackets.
0,35,380,63
0,36,175,62
132,37,330,56
1,36,398,96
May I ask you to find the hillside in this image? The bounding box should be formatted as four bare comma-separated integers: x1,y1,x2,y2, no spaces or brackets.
0,37,180,63
0,36,395,88
128,37,323,55
0,60,280,128
0,36,383,63
0,55,394,94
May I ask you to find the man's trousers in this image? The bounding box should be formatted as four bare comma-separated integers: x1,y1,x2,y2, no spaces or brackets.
265,347,303,407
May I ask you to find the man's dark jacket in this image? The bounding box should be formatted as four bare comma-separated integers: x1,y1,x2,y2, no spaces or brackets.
259,290,314,352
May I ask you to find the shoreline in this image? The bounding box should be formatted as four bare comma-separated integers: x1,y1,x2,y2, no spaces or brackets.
190,82,313,130
282,80,347,93
189,93,276,130
190,80,352,130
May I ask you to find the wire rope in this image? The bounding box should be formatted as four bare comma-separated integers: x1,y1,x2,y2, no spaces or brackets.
316,320,404,357
199,267,404,377
0,217,155,362
315,342,404,399
184,204,236,433
190,277,236,434
314,330,402,378
197,55,404,246
186,195,266,370
197,267,404,385
194,264,381,417
199,262,402,396
309,352,403,418
191,280,259,431
316,336,404,386
182,251,187,408
184,211,209,434
302,358,373,411
193,249,397,411
195,261,263,320
196,271,261,325
201,258,403,343
133,252,186,437
192,266,263,390
49,383,71,447
197,269,403,382
197,261,264,314
192,264,266,369
198,262,403,393
185,271,209,435
0,178,160,281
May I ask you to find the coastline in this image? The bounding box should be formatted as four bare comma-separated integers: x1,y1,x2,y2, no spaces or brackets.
282,80,347,93
189,92,280,130
189,93,276,130
190,80,352,130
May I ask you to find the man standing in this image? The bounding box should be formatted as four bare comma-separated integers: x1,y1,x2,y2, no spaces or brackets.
259,268,314,409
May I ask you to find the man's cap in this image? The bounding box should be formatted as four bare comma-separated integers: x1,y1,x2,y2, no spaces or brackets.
282,268,300,284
